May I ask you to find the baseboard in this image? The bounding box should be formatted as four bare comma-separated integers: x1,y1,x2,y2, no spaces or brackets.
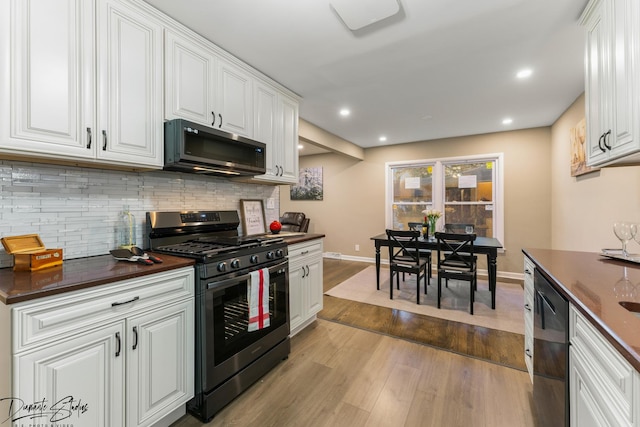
322,253,524,283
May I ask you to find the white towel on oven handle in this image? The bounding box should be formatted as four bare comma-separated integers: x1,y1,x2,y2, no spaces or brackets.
248,267,270,331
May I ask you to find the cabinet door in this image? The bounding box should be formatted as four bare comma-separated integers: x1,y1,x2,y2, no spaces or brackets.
608,0,640,159
584,0,612,166
13,321,125,427
1,0,95,158
165,29,217,126
126,300,194,427
254,81,278,176
305,257,323,318
278,93,300,183
217,59,253,137
96,0,163,167
288,260,305,334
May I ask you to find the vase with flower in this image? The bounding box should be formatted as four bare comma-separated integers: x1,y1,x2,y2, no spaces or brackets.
422,209,442,240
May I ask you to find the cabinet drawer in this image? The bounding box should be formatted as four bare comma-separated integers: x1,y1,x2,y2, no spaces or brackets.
13,267,194,352
569,306,634,420
288,239,323,260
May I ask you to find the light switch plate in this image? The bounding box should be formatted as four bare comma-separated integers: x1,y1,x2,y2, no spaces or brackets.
267,198,275,209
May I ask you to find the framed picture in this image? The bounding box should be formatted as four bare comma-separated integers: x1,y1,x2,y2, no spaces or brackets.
291,167,323,200
570,117,599,176
240,199,266,235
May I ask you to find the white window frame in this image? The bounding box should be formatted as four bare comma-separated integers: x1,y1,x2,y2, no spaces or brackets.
385,153,504,247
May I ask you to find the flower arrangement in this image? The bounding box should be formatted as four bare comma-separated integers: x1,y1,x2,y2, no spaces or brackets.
421,209,442,237
422,209,441,222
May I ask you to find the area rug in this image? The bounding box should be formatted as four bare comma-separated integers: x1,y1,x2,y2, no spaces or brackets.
325,266,524,334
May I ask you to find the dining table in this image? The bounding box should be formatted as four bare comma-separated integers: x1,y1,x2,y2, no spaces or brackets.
370,233,503,308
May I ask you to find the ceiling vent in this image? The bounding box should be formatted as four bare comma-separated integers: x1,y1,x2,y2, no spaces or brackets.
330,0,401,31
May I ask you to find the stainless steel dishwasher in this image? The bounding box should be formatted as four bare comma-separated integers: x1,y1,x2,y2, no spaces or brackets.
533,268,569,426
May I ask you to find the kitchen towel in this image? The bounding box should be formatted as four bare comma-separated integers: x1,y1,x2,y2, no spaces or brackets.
248,268,270,331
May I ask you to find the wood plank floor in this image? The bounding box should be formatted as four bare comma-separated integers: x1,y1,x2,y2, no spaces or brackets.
171,259,536,427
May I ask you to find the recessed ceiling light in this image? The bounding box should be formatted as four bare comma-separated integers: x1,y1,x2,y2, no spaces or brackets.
516,68,533,79
298,144,304,149
502,118,513,125
339,108,351,117
379,136,387,142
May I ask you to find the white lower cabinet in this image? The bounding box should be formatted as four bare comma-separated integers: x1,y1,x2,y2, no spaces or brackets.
569,304,638,426
11,267,195,427
523,256,535,382
288,239,323,336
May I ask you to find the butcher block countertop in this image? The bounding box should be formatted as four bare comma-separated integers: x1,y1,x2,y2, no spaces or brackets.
524,248,640,372
0,252,195,305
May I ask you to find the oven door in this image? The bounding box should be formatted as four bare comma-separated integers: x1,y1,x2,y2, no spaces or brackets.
203,259,289,390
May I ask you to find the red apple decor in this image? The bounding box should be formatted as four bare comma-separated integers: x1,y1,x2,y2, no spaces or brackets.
269,220,282,234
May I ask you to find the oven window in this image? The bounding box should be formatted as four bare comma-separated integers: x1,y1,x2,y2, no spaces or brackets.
210,269,288,364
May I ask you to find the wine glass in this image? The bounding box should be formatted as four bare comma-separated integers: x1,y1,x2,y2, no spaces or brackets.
613,222,636,257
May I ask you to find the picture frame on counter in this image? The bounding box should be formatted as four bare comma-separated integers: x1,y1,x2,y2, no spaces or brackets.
240,199,266,236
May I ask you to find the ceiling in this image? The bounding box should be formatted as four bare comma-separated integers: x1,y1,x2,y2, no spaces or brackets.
145,0,589,151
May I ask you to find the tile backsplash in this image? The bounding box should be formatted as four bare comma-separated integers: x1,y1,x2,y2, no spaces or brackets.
0,160,280,268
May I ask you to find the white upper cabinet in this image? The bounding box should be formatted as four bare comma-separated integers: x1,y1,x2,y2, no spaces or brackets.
0,0,95,158
96,0,164,167
582,0,640,167
164,29,254,138
217,58,254,137
164,29,218,126
251,80,299,184
0,0,164,169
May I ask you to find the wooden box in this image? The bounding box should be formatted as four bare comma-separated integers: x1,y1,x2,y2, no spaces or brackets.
1,234,63,271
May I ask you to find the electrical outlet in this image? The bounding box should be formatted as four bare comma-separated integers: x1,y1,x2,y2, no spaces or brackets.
266,198,275,209
355,244,360,251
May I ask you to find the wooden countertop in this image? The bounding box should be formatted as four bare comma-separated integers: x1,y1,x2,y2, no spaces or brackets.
0,252,195,305
0,236,325,305
524,248,640,371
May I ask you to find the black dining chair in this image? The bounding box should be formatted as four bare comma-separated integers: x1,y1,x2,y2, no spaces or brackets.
386,229,430,304
435,232,478,314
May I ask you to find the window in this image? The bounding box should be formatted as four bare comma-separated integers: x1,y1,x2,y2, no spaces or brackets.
386,153,503,243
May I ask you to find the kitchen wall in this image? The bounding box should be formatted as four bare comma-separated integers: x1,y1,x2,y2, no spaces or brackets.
282,126,553,277
551,93,640,252
0,160,280,268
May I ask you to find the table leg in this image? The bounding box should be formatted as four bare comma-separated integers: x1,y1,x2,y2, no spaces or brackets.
375,244,381,290
488,251,497,309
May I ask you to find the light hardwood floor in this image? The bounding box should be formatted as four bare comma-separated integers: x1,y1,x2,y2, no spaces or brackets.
171,259,536,427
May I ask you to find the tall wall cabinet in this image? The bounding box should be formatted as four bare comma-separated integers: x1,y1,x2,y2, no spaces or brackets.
10,267,195,427
0,0,164,169
581,0,640,167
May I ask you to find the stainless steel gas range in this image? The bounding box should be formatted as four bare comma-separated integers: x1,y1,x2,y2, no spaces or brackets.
147,210,290,422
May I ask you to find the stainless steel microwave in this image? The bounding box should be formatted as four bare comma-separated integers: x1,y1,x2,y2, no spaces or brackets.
163,119,266,177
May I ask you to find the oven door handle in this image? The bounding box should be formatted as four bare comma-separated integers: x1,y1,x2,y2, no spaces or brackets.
206,260,288,291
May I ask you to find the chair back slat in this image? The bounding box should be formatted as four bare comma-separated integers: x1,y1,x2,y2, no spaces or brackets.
385,229,422,264
435,232,476,271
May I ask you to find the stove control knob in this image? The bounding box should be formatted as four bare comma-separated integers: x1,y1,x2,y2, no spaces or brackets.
266,251,275,259
217,262,227,272
275,249,284,258
231,259,240,269
250,255,259,264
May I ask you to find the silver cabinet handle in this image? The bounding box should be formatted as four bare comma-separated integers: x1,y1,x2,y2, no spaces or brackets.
86,127,92,149
102,130,107,150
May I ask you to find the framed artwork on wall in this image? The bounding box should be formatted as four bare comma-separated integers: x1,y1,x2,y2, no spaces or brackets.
570,118,599,177
291,167,323,200
240,199,266,235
